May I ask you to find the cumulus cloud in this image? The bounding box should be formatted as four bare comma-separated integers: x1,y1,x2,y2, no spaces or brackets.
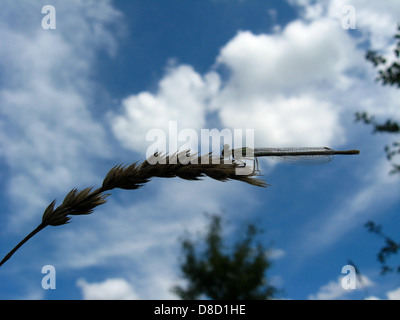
111,11,368,153
308,274,373,300
366,287,400,300
386,287,400,300
309,278,348,300
216,20,358,93
77,278,139,300
212,17,369,148
110,64,221,154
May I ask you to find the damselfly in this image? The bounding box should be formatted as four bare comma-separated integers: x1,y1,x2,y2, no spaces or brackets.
221,144,360,173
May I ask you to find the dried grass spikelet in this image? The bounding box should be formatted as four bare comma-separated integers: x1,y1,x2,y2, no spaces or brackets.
101,151,267,191
0,149,266,268
41,187,109,226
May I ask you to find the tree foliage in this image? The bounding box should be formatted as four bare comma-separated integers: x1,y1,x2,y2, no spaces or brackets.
355,24,400,174
172,214,277,300
357,24,400,276
365,221,400,275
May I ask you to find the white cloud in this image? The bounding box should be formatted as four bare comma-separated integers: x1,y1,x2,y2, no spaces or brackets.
218,92,342,147
77,278,139,300
212,18,367,148
309,274,373,300
216,20,358,93
0,1,121,229
268,248,286,260
365,286,400,300
290,0,400,50
365,295,380,300
387,287,400,300
110,64,221,154
308,278,347,300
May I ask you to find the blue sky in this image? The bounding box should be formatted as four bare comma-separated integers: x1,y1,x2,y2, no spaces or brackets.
0,0,400,300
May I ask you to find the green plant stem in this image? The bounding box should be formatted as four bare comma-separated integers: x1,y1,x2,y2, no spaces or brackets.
0,223,47,267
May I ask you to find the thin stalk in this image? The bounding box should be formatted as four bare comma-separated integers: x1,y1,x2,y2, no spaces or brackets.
0,223,47,267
